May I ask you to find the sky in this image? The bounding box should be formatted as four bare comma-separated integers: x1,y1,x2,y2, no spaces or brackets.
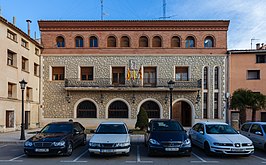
0,0,265,50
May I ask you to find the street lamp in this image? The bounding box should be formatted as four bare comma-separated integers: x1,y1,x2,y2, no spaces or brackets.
225,93,230,124
19,79,27,140
167,80,175,119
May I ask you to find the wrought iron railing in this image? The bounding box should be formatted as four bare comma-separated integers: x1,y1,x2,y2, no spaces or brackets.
65,78,201,89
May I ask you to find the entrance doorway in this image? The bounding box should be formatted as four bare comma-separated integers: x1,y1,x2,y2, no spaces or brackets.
172,101,191,127
25,111,30,130
261,112,266,122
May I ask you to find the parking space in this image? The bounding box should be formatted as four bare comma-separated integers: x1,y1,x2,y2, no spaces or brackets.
0,143,266,164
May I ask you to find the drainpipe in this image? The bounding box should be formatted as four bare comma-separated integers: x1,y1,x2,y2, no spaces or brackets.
225,51,231,124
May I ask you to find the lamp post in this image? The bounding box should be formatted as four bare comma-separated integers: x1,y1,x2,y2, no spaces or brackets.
19,79,27,140
225,93,230,124
168,80,175,119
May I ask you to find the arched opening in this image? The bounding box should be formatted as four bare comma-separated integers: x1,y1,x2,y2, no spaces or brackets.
75,36,84,47
152,36,162,47
107,36,117,47
120,36,130,47
56,36,65,47
173,101,192,127
140,101,160,118
89,36,98,47
77,100,97,118
108,100,128,118
204,36,214,48
139,36,149,47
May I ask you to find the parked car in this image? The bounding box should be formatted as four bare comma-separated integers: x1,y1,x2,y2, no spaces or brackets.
144,119,191,156
88,122,131,156
240,122,266,150
188,122,254,156
24,121,87,156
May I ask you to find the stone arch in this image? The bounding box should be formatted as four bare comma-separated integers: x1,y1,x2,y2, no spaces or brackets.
106,98,131,119
137,98,163,118
74,98,99,118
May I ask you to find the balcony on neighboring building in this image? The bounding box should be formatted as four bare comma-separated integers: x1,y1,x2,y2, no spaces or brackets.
64,78,201,92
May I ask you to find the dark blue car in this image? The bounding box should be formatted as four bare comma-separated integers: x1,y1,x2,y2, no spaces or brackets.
24,121,87,156
145,119,191,156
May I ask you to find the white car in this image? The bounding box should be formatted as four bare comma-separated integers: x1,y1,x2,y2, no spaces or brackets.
188,122,254,155
88,122,131,156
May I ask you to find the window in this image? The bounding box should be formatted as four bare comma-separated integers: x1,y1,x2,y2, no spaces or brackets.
35,48,40,55
26,87,33,101
112,67,125,85
75,36,84,47
77,101,97,118
203,93,208,119
247,70,260,80
143,67,157,86
108,101,128,118
6,111,14,128
81,67,93,81
250,124,263,135
120,36,130,47
107,36,116,47
256,55,266,63
241,124,251,132
52,67,65,80
34,63,39,76
204,36,214,48
22,57,29,72
140,101,160,118
214,67,219,89
139,36,148,47
204,67,208,89
175,67,189,81
171,36,181,47
7,50,17,67
7,30,17,42
8,82,16,98
21,39,29,49
185,36,195,48
214,93,219,119
56,36,65,47
89,36,98,47
152,36,162,47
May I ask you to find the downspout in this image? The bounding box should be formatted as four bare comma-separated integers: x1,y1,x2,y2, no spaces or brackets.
225,51,231,124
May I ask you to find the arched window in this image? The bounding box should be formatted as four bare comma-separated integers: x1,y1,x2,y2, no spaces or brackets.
171,36,181,47
140,101,160,118
120,36,130,47
139,36,148,47
214,67,219,89
89,36,98,47
204,36,214,48
204,67,208,89
108,101,128,118
77,100,97,118
56,36,65,47
75,36,83,47
185,36,195,48
152,36,162,47
107,36,116,47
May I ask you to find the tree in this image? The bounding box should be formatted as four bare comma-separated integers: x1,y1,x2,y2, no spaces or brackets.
250,93,266,122
135,107,148,130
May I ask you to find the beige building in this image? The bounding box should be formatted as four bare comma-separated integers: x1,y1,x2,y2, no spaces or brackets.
38,20,230,129
0,16,42,132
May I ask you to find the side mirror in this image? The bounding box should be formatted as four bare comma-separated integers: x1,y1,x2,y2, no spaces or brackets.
199,131,204,135
74,129,80,135
255,131,263,136
128,130,133,134
90,130,95,133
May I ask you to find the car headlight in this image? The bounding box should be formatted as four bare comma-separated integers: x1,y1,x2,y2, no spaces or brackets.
24,141,33,147
213,142,232,146
247,143,253,146
114,142,130,147
52,141,65,147
149,139,160,145
89,142,102,147
182,138,191,147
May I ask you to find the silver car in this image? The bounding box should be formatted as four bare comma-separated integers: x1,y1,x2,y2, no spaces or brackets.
240,122,266,150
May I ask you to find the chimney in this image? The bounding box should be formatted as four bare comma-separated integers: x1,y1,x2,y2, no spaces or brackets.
12,16,16,25
256,43,261,50
26,19,32,36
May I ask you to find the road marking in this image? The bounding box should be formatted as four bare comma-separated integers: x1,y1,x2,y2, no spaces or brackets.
0,154,25,162
126,145,153,164
60,149,89,163
191,152,219,163
0,145,8,148
252,155,266,163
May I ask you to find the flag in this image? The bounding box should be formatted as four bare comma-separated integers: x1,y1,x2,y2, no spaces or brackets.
138,67,142,80
133,70,137,80
126,68,131,80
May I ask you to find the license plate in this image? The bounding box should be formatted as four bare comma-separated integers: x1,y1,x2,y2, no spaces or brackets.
165,148,179,151
231,148,245,152
100,149,114,153
35,148,49,152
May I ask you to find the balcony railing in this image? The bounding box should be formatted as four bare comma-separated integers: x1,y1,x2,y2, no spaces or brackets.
65,78,201,89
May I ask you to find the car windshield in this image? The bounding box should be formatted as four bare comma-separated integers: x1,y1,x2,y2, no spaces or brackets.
206,124,238,134
152,121,183,131
96,124,127,134
262,125,266,133
40,124,72,134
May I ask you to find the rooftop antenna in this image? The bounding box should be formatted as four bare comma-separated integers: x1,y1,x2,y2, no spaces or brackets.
101,0,103,20
163,0,166,20
251,38,260,49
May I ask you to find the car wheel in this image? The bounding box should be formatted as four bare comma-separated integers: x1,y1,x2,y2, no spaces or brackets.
148,146,154,157
264,143,266,151
124,152,130,156
204,142,212,156
65,142,73,156
89,152,95,157
81,135,87,146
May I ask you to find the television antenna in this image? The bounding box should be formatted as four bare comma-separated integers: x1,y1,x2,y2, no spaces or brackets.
251,38,260,49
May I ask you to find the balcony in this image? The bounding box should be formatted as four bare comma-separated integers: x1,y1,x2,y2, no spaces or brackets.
64,78,201,92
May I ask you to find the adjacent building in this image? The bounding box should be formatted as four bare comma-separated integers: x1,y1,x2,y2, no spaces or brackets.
38,20,230,128
228,44,266,128
0,16,42,132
